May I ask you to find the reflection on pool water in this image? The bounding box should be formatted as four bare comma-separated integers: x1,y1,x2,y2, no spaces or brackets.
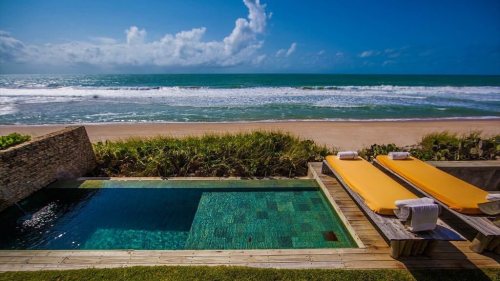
0,180,357,250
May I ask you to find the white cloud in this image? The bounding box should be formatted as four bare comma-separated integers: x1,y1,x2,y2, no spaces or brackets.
286,42,297,56
0,0,268,69
384,48,401,58
276,42,297,57
359,48,404,59
125,26,146,45
253,54,267,64
0,31,26,63
317,50,325,56
382,60,395,66
359,50,379,58
90,37,118,45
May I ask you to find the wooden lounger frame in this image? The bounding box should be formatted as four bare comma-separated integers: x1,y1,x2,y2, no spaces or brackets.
321,160,464,258
373,159,500,254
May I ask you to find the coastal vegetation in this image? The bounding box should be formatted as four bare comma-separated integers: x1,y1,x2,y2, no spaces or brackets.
0,133,31,150
92,131,498,178
92,131,331,177
359,132,499,161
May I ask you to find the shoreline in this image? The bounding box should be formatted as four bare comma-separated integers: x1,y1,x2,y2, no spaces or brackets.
2,119,499,150
1,115,499,126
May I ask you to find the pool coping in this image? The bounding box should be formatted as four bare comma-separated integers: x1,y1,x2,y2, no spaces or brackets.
77,176,312,180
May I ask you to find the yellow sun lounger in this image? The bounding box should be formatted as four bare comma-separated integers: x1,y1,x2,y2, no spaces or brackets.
375,155,489,215
325,155,418,215
375,155,500,253
321,156,464,258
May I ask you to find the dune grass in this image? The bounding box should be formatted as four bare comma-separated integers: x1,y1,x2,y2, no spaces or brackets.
92,131,331,177
0,133,31,150
0,266,498,281
91,131,498,177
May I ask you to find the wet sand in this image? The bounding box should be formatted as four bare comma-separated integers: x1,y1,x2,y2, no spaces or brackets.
1,120,499,150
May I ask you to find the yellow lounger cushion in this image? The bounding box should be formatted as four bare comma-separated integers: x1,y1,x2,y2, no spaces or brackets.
376,155,488,215
326,155,417,215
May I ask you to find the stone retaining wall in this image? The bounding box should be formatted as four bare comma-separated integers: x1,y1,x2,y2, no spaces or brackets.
0,126,96,211
428,161,500,191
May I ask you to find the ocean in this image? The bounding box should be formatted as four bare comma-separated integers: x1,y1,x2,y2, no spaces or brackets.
0,74,499,124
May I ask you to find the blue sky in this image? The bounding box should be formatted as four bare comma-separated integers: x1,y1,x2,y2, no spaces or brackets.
0,0,499,74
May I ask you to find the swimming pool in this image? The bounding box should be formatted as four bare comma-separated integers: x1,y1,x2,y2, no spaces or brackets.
0,179,357,250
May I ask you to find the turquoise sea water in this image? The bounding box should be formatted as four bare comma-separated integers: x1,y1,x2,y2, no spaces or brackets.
0,74,499,124
0,180,356,250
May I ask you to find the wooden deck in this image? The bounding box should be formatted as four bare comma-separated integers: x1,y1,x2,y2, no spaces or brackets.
0,163,498,271
321,160,465,258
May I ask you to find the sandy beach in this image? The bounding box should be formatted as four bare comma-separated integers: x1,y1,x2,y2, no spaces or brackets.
1,119,498,150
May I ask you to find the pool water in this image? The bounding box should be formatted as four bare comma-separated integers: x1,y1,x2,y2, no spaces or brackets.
0,180,357,250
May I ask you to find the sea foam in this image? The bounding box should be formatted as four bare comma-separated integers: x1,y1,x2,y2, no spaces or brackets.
0,86,499,106
0,85,498,124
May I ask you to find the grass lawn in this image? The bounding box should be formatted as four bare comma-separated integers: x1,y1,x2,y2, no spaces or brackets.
0,266,498,281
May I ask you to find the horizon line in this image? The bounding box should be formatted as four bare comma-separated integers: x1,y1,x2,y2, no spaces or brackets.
1,72,500,76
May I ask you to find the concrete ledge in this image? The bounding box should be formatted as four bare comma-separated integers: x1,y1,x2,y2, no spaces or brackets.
427,160,500,191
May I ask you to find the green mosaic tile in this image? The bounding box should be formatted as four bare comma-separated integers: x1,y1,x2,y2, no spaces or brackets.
256,211,269,219
1,180,356,250
184,189,356,250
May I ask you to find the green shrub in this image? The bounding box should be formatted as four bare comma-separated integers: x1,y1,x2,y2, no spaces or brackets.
92,131,331,177
358,143,401,161
359,132,499,161
0,133,31,150
419,131,460,152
